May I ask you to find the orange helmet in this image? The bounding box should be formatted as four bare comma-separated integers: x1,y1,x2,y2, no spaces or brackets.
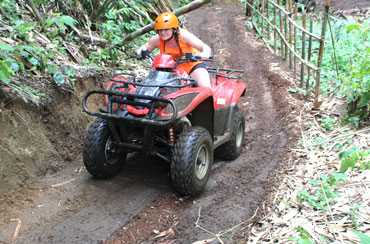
155,12,178,30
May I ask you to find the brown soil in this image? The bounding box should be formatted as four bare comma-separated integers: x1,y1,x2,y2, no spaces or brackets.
0,0,369,244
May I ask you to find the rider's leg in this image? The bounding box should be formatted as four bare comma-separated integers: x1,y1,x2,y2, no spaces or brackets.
190,67,211,88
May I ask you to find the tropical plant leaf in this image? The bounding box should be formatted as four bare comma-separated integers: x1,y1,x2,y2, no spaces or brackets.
346,24,360,33
339,147,358,159
340,157,357,173
53,74,65,84
353,231,370,244
0,68,11,84
0,42,14,51
357,92,370,108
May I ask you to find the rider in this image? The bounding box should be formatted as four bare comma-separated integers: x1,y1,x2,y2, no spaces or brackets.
136,12,212,88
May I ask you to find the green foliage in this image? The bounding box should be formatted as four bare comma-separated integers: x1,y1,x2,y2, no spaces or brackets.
0,43,17,84
0,0,196,97
339,147,370,172
342,115,360,129
320,17,370,120
347,204,364,229
46,14,77,37
353,231,370,244
11,20,35,40
0,0,21,20
287,227,314,244
320,117,337,131
298,173,346,211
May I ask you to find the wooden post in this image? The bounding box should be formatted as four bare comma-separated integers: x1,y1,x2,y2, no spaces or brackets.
314,0,330,108
301,13,307,88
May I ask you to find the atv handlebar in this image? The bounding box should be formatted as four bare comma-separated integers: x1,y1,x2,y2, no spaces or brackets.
139,49,154,61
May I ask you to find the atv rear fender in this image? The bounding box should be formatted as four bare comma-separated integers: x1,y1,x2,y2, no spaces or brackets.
208,67,246,108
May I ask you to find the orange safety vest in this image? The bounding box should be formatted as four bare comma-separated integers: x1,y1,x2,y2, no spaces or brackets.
158,28,202,74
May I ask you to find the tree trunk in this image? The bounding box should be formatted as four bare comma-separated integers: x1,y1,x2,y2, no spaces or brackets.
113,0,211,47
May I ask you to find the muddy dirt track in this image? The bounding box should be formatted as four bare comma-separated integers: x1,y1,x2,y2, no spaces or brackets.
2,0,368,243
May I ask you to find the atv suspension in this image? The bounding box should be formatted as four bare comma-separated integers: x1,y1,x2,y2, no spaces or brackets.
168,127,175,144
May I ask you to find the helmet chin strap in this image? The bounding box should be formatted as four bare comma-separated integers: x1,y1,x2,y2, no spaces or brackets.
161,28,177,52
162,28,176,41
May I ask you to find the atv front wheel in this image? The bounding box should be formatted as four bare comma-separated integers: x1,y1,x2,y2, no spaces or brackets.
171,127,213,196
215,108,245,160
83,118,126,179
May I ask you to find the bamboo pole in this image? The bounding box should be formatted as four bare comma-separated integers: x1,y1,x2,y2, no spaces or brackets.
267,0,270,40
262,0,265,34
284,9,288,61
278,0,284,57
273,3,277,55
269,0,321,40
314,0,331,108
288,0,293,68
247,3,318,70
307,20,313,88
293,3,298,80
245,0,319,71
328,18,339,77
301,13,307,87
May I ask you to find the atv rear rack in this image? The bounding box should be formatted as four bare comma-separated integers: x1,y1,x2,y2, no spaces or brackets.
82,90,178,126
207,67,245,81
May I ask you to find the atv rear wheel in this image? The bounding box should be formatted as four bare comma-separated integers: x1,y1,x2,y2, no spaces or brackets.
171,126,213,196
215,108,245,160
83,118,126,179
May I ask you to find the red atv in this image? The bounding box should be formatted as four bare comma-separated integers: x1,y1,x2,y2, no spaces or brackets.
82,51,246,196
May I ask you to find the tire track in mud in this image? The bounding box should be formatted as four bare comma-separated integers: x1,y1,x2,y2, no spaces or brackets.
164,6,292,242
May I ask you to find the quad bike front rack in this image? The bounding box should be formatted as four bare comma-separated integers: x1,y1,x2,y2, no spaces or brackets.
82,73,199,127
82,90,178,126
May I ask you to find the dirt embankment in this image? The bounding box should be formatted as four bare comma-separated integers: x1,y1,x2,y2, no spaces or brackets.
0,73,107,197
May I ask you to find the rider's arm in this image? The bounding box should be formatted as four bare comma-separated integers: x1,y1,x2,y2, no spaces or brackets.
181,29,211,59
136,35,160,56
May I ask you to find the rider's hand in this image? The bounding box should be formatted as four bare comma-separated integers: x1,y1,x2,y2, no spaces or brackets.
136,46,147,57
199,51,211,59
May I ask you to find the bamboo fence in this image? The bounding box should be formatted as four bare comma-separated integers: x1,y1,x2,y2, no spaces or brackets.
245,0,331,106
